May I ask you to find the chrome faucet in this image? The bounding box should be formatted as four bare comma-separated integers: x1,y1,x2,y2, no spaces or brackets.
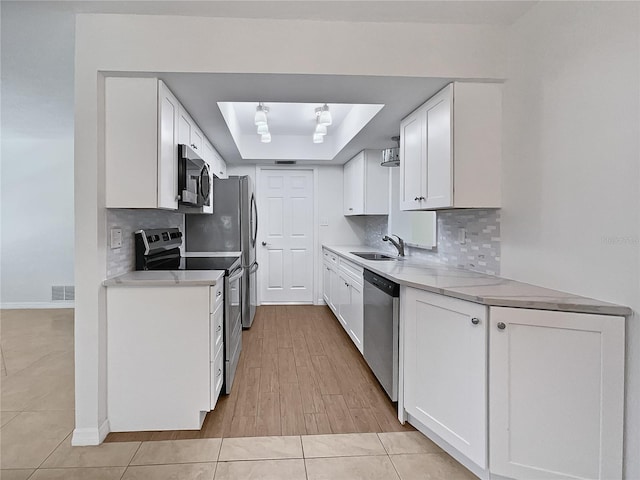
383,234,405,257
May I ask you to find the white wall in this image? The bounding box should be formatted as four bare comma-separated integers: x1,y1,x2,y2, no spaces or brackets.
73,12,507,445
501,3,640,477
1,4,75,307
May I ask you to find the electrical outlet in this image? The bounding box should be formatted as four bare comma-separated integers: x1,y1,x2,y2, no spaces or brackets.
458,228,466,244
110,227,123,249
320,218,329,226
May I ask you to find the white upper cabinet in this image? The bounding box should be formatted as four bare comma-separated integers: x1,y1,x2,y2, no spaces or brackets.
489,307,625,480
207,142,228,180
343,150,389,216
178,106,204,154
106,78,178,209
157,81,180,210
399,82,502,211
105,77,226,210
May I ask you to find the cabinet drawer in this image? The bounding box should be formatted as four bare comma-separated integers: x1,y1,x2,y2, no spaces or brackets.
210,282,223,313
339,258,363,284
211,349,224,409
323,249,338,266
210,305,223,361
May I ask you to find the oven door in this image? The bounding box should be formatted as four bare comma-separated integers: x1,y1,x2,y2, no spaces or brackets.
224,266,243,394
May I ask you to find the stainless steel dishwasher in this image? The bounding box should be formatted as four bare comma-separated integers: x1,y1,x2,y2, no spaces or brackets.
363,269,400,401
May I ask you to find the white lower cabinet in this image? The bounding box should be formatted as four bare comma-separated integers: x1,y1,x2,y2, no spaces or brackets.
322,249,364,353
489,307,625,480
107,283,224,432
337,269,364,353
402,287,488,470
401,287,626,480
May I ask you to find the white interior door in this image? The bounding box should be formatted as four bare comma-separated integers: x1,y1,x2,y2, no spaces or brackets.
257,169,314,304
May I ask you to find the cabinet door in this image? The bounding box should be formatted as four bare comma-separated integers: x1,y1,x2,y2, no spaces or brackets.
178,107,192,146
329,267,340,314
214,150,228,179
337,273,350,331
343,152,364,215
402,287,487,469
423,85,453,209
157,82,179,210
399,110,424,211
347,280,363,353
323,262,331,305
489,307,625,480
190,127,203,153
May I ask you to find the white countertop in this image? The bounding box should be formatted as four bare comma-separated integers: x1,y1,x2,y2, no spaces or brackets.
103,270,224,287
324,245,631,317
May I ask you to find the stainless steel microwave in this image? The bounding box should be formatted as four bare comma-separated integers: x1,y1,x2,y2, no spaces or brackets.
177,144,210,208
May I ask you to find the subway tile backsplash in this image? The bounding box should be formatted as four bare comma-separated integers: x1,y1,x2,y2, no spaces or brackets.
106,209,184,277
364,209,501,275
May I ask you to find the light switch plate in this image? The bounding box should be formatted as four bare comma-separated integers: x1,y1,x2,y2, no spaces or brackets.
320,218,329,226
458,228,466,245
110,227,123,249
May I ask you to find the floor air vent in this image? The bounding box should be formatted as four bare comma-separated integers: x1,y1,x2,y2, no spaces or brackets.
275,160,296,165
52,286,75,301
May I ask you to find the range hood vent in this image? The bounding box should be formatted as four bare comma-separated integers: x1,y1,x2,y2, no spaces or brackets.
381,136,400,167
275,160,297,165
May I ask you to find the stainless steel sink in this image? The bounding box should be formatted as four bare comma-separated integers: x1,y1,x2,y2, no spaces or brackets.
350,252,398,261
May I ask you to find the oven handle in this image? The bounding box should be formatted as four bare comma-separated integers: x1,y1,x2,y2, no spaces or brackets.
228,268,244,284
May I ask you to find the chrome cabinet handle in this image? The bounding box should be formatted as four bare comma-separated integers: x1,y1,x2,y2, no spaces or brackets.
414,196,420,201
216,291,222,297
471,317,480,325
497,322,506,330
262,241,268,246
217,368,222,377
216,325,222,332
348,207,353,211
344,282,349,287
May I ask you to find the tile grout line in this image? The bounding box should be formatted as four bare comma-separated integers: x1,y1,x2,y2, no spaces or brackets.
34,428,74,471
300,435,311,480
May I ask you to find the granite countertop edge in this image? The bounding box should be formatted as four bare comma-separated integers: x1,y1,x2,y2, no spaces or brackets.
103,270,225,287
323,245,632,317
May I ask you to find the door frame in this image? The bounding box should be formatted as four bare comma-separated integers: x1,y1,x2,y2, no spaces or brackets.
255,166,319,306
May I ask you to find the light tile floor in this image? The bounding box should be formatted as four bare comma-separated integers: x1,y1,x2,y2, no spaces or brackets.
0,309,478,479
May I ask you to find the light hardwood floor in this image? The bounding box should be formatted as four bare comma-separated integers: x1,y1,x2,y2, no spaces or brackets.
106,305,413,442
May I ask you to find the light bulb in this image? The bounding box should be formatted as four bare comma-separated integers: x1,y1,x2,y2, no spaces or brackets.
318,105,332,126
313,133,324,143
261,132,272,143
254,105,268,126
314,123,327,136
257,124,269,135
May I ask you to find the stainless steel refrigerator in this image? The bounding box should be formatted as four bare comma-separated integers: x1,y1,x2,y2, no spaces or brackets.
185,176,258,328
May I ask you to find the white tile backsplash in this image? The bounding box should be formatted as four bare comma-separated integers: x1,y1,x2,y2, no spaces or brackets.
106,209,185,277
364,209,501,275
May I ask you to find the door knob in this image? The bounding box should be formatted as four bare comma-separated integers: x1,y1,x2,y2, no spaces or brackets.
471,317,480,325
497,322,506,330
261,241,267,246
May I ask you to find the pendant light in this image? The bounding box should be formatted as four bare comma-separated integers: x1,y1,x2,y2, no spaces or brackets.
316,104,332,126
257,123,269,135
313,132,324,143
254,103,268,126
314,122,327,136
261,132,272,143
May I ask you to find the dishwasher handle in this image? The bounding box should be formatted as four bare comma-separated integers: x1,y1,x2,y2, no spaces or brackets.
364,269,400,297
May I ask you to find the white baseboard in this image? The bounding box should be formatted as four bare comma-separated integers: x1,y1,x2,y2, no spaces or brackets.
0,301,75,310
71,419,110,446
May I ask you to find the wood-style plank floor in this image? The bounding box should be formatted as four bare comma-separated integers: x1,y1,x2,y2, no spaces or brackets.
105,305,413,442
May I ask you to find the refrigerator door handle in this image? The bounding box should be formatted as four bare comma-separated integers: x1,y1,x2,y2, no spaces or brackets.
251,193,258,248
